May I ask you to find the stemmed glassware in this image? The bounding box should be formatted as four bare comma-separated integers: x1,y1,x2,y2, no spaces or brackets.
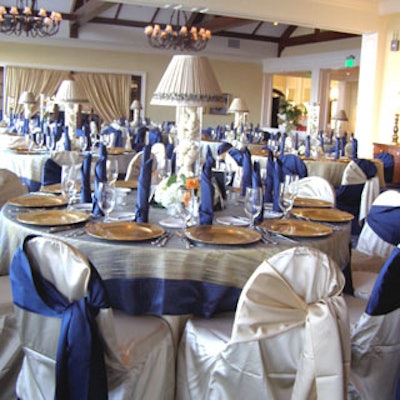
244,187,263,229
278,174,299,218
98,182,116,222
61,164,82,208
35,132,45,149
106,159,119,185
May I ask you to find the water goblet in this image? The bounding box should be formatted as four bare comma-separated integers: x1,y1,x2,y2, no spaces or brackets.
80,135,88,153
278,174,299,218
244,187,263,229
35,132,45,149
98,182,116,222
106,158,119,185
61,164,81,208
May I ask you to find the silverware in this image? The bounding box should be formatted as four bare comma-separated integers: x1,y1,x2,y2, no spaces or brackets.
256,226,278,245
151,232,168,245
157,232,173,247
176,231,194,249
269,231,298,243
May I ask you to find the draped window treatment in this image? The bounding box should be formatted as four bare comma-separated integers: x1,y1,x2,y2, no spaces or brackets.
4,66,131,122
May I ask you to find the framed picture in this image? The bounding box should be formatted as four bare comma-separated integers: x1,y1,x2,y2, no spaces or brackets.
209,93,230,115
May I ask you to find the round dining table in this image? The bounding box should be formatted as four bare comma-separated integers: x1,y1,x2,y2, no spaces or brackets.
0,191,351,320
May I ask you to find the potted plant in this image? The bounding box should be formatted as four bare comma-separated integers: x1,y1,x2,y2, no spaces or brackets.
278,99,307,133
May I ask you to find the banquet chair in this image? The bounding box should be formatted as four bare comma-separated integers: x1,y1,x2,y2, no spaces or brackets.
277,153,308,178
176,247,350,400
335,159,379,235
224,148,243,188
151,142,166,171
41,150,82,187
10,235,175,400
0,169,28,208
351,189,400,300
125,150,157,182
347,245,400,400
296,176,336,205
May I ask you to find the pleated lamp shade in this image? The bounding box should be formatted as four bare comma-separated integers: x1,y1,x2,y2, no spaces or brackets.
151,55,224,107
18,91,36,105
130,100,142,110
55,79,88,104
228,97,249,113
332,109,348,121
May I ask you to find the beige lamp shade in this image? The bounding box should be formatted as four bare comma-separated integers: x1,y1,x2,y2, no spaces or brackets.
332,109,348,121
18,91,36,105
228,97,249,113
55,79,88,104
130,100,142,110
151,55,224,108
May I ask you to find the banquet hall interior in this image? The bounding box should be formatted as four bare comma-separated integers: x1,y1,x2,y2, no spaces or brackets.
0,0,399,399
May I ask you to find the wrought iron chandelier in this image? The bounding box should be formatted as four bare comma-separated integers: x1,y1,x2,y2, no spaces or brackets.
144,10,211,52
0,0,62,37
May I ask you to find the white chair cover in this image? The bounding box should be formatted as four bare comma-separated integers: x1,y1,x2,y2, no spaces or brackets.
0,169,28,208
296,176,335,205
125,151,157,182
177,247,350,400
341,161,379,223
151,142,166,171
12,236,175,400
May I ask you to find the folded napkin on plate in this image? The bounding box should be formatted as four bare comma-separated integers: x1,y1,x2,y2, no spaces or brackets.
264,150,274,203
80,153,92,203
93,143,107,216
334,137,340,160
63,126,71,151
253,161,264,224
352,138,358,160
241,148,252,197
135,145,153,222
199,154,214,225
305,135,311,157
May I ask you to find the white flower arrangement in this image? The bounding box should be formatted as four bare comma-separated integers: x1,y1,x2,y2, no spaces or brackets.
154,175,185,208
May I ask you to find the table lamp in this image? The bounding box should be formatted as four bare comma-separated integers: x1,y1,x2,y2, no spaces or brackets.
151,55,224,178
228,97,249,131
130,100,142,127
332,109,348,137
18,91,36,120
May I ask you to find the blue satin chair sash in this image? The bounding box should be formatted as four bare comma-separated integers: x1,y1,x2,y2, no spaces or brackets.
135,145,153,222
355,159,377,179
10,237,109,400
93,144,107,216
375,152,394,183
227,148,243,166
217,142,232,155
367,205,400,246
148,128,162,147
199,155,214,225
81,154,92,203
366,246,400,316
278,154,308,178
42,158,62,186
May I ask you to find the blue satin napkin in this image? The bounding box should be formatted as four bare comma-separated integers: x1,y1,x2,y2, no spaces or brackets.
305,135,311,157
366,246,400,316
199,154,214,225
108,126,122,147
264,150,274,203
352,138,358,159
241,148,252,197
217,142,232,155
273,159,283,212
42,159,61,186
135,145,153,222
148,128,162,146
133,126,147,151
22,118,29,134
253,161,264,224
355,159,377,179
334,137,340,160
93,144,107,216
228,148,243,166
341,134,347,157
279,133,286,156
10,237,109,400
294,132,299,150
81,154,92,203
64,126,71,151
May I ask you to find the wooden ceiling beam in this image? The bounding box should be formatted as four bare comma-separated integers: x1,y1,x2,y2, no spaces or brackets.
213,30,280,43
74,0,115,26
200,16,254,33
282,30,359,47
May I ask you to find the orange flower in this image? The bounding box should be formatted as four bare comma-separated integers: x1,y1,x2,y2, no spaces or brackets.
182,190,191,207
185,177,199,190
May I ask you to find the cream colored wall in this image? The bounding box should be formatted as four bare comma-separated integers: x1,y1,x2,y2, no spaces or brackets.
0,42,263,127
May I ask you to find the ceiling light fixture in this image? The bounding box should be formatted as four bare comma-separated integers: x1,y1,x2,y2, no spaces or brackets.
0,0,62,37
144,9,211,52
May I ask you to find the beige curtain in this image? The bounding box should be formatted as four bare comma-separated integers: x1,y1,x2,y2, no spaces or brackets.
75,72,131,123
4,67,131,123
4,66,68,115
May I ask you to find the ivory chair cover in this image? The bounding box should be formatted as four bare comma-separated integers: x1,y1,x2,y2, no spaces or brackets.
177,247,350,400
296,176,336,205
348,245,400,400
352,190,400,300
124,150,157,182
224,150,242,188
10,236,175,400
151,142,166,171
0,168,28,208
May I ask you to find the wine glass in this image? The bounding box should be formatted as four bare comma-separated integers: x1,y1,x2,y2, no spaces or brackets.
278,174,299,218
106,158,119,185
79,135,88,153
35,132,45,149
244,187,263,229
98,182,116,222
61,164,81,208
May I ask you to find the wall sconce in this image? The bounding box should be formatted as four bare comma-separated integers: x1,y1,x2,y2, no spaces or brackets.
390,31,399,52
392,113,399,143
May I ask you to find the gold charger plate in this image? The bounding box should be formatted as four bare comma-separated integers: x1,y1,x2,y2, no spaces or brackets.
8,194,68,208
252,149,269,157
116,180,137,189
291,208,354,222
185,225,261,245
108,147,129,155
17,210,88,226
85,221,164,241
261,219,333,238
294,197,333,208
41,183,62,194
